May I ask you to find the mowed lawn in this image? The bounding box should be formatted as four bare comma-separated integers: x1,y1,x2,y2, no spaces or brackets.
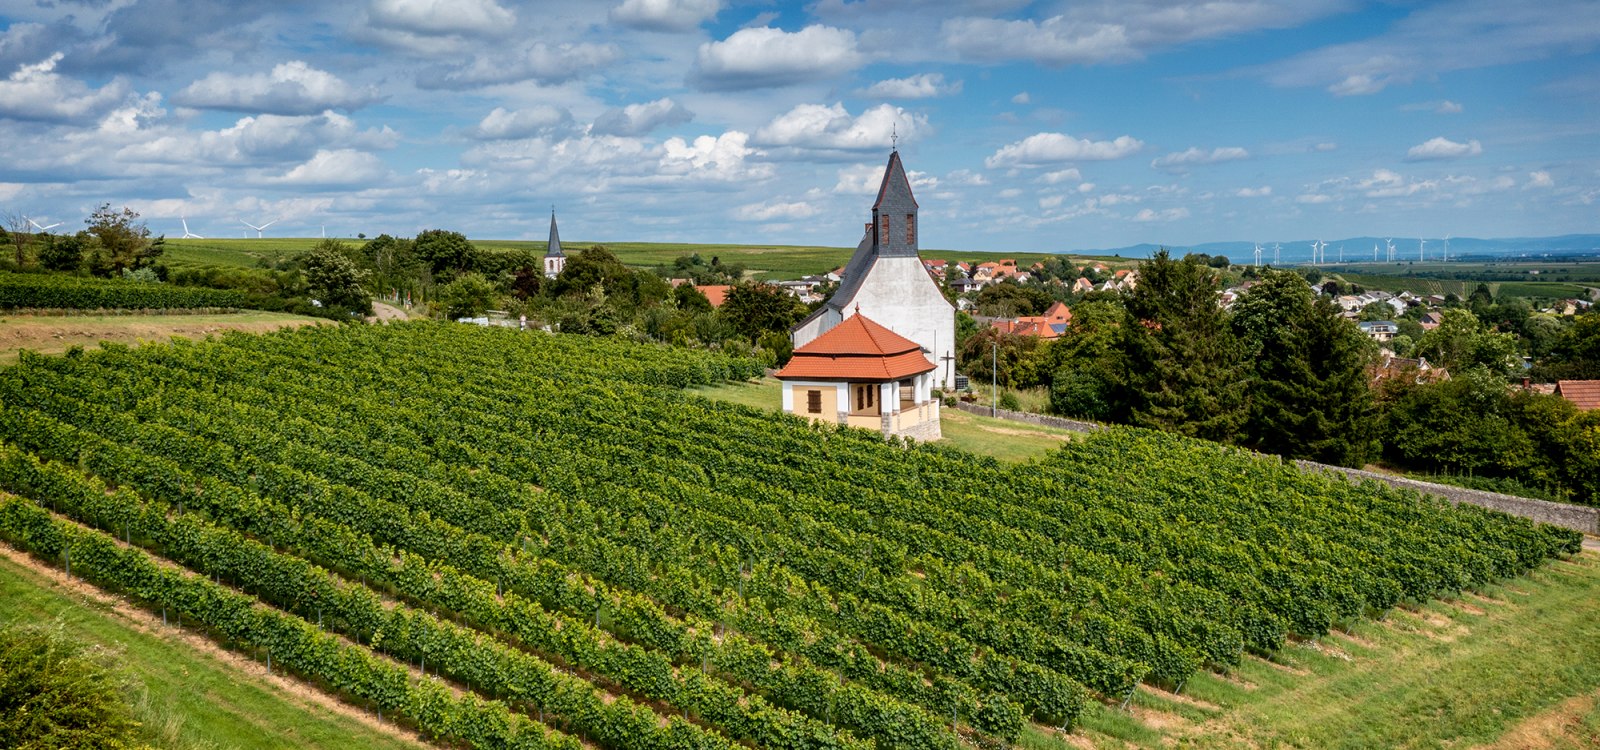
0,311,326,366
0,544,423,750
688,377,1079,462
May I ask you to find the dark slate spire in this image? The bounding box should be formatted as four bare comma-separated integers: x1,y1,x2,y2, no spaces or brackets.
545,210,563,258
870,150,918,258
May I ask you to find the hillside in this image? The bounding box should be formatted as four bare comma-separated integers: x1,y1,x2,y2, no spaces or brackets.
0,322,1584,748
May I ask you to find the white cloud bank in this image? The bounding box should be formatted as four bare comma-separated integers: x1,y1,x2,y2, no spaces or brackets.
175,61,383,115
986,132,1143,168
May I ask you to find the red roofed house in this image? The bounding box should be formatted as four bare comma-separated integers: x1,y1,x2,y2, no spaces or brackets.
1555,380,1600,411
696,285,731,308
776,312,941,440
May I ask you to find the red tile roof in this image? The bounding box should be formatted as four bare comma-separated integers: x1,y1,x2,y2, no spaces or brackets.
1556,380,1600,411
776,313,935,381
696,285,730,307
1043,301,1072,324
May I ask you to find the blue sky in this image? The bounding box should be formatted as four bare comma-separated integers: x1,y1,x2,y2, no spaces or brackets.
1,0,1596,254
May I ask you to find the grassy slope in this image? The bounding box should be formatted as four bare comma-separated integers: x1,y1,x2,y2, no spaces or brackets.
688,377,1079,462
0,311,326,366
0,545,422,750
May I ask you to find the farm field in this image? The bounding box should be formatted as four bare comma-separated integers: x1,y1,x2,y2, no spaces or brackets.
0,322,1584,749
1326,271,1590,301
162,237,1125,279
0,311,325,365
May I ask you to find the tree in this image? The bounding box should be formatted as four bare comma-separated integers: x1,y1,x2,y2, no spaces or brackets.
412,229,477,276
1232,269,1377,466
1042,298,1122,416
958,326,1037,390
298,240,372,314
0,622,142,749
437,272,498,319
1112,250,1249,442
975,282,1051,317
1357,301,1395,322
84,204,162,275
1535,313,1600,380
1415,308,1519,375
38,232,86,272
673,282,713,313
545,245,634,300
4,212,31,269
719,282,805,341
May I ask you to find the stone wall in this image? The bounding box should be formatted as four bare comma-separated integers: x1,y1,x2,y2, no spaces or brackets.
1293,461,1599,535
952,401,1105,433
953,401,1598,535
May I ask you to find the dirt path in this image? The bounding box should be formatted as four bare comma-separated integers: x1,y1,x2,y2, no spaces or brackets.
0,312,325,364
369,301,410,323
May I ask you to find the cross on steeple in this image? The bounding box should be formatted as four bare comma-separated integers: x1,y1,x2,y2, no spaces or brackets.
890,124,898,151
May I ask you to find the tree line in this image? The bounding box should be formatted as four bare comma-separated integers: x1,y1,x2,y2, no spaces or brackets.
959,251,1600,505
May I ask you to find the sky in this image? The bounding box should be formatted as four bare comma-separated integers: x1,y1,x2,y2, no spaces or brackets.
1,0,1597,255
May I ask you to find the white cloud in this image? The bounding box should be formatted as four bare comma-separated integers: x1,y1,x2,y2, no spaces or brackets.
368,0,515,36
1039,194,1065,209
1040,168,1083,184
174,61,383,115
658,131,772,183
471,106,575,140
591,98,694,137
0,54,134,124
735,200,818,221
1405,136,1483,161
419,42,622,88
1358,168,1437,197
945,169,989,186
611,0,721,31
943,2,1346,66
1011,91,1031,104
833,162,938,194
1296,193,1333,204
1263,0,1600,96
985,131,1143,168
1133,207,1189,222
754,102,925,155
268,148,391,187
1150,146,1249,172
691,25,863,90
858,73,961,99
1312,142,1338,152
1525,170,1554,189
118,111,398,167
1235,186,1272,197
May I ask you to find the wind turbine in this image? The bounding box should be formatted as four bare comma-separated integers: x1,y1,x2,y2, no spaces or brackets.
180,218,203,239
1373,242,1379,262
1419,238,1426,262
1254,243,1262,266
1273,243,1281,265
1386,238,1395,262
240,219,277,239
1338,244,1344,264
1443,235,1450,262
27,218,62,232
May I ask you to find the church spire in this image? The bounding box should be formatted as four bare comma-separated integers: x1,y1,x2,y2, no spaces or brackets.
545,209,563,258
870,150,918,258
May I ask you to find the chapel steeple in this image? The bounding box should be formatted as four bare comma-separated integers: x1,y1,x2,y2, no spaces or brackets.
871,150,919,258
543,209,566,279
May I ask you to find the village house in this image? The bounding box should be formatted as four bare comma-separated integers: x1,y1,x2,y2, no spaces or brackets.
777,312,941,440
1358,320,1398,343
1554,380,1600,411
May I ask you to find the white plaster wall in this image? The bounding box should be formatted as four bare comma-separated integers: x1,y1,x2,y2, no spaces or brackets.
844,257,956,389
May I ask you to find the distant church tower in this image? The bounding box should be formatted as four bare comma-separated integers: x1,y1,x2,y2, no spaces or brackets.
543,210,566,279
791,150,957,388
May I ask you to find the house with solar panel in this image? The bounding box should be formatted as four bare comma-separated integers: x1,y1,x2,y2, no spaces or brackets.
775,311,942,440
791,149,957,388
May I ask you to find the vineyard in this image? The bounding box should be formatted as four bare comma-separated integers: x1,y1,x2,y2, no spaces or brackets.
0,273,246,310
0,322,1581,749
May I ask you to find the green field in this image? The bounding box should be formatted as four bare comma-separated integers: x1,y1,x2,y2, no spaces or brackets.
0,540,422,750
162,237,1130,279
1328,270,1590,300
